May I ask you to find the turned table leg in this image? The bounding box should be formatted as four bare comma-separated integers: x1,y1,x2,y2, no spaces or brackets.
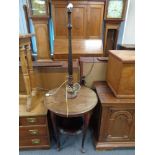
50,112,61,151
81,112,91,153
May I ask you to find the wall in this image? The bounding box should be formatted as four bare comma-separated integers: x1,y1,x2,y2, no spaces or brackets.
19,0,27,34
118,0,135,45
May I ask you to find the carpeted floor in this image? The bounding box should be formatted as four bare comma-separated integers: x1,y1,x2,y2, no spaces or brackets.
19,130,135,155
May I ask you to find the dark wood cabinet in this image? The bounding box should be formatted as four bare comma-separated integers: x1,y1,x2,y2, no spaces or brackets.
52,0,104,39
93,81,135,150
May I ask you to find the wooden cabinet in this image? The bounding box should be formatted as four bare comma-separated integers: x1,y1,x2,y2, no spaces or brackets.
107,50,135,98
52,0,104,39
19,115,50,149
93,82,135,150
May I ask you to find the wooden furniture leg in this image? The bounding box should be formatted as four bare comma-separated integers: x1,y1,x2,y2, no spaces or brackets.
25,44,37,96
19,45,32,112
81,112,91,153
50,112,60,151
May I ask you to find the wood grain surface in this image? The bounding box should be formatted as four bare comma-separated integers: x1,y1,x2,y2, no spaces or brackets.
108,50,135,63
54,39,103,59
19,92,48,117
107,50,135,98
44,86,98,117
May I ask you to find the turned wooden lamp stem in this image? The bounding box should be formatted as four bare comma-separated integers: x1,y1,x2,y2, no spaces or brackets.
67,3,73,88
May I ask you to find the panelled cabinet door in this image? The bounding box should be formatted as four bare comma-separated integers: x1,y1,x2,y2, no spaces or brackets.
86,4,104,39
52,1,87,39
72,4,87,38
52,2,68,39
104,108,134,142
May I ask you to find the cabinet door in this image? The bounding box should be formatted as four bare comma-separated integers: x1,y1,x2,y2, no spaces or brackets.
52,2,68,39
52,1,86,39
86,4,104,39
103,107,134,142
72,4,87,38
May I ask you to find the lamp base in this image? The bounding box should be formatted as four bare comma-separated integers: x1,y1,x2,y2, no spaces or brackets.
67,91,78,99
67,83,81,99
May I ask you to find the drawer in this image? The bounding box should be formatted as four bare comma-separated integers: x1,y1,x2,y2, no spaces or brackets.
19,125,48,137
19,136,50,148
19,116,46,126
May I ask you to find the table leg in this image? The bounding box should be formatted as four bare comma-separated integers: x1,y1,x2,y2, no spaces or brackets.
50,112,61,151
81,112,91,153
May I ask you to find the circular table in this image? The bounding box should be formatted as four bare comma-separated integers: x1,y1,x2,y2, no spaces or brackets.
44,86,97,152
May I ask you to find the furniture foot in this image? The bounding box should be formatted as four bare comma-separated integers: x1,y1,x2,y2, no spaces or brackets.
81,148,86,153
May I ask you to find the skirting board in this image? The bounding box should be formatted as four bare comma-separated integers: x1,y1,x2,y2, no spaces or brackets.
94,140,135,150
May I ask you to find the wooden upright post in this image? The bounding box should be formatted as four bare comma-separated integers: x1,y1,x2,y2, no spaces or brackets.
25,44,37,95
19,45,32,111
19,34,36,111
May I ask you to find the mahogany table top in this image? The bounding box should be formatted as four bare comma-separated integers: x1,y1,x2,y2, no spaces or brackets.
44,86,98,117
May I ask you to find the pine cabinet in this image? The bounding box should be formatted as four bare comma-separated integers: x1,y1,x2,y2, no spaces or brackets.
107,50,135,98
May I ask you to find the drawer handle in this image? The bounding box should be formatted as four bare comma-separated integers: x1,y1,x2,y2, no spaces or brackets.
27,118,37,123
31,139,40,145
29,129,39,135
